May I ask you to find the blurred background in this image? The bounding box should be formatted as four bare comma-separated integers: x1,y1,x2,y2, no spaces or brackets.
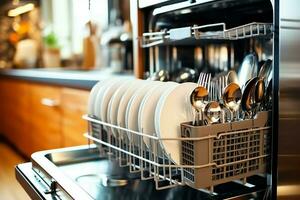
0,1,132,199
0,0,132,72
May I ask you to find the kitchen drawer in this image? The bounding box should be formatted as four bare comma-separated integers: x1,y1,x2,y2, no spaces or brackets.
0,79,30,155
0,78,90,157
61,88,89,147
28,83,62,153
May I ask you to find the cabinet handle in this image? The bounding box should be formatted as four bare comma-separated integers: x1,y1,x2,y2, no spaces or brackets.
41,98,60,107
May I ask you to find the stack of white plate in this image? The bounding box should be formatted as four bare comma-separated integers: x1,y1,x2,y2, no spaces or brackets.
87,78,197,164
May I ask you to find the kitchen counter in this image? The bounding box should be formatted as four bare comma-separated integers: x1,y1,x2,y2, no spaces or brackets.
0,68,134,89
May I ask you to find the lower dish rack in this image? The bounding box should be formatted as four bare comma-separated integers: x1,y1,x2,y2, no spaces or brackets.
83,111,271,193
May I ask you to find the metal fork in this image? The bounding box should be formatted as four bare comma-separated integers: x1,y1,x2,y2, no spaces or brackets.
197,72,211,90
218,75,227,102
218,75,228,122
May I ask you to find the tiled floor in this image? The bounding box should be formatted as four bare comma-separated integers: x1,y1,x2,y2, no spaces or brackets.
0,141,30,200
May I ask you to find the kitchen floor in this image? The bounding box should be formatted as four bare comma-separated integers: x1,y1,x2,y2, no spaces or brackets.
0,141,30,200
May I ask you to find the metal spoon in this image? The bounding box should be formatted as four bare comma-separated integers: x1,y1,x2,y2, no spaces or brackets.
264,79,272,110
241,77,259,118
258,59,272,80
237,53,258,87
226,70,239,85
204,101,221,124
190,86,208,125
254,78,265,112
223,83,242,121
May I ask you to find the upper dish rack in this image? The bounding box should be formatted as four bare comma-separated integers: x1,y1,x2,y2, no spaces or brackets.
83,111,271,194
141,22,274,48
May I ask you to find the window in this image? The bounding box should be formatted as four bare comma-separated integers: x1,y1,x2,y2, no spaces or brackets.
41,0,108,58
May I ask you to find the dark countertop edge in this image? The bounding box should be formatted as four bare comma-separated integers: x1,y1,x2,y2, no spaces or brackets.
0,69,135,90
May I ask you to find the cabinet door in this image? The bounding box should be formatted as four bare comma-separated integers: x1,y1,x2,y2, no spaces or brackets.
0,79,6,134
61,88,89,147
28,83,62,153
0,79,30,155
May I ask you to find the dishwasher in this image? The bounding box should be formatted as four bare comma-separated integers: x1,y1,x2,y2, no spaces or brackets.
16,0,300,199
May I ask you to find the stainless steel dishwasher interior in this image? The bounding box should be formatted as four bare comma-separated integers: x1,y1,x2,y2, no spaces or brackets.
28,145,268,200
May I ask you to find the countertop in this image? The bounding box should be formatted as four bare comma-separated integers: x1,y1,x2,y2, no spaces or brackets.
0,68,134,89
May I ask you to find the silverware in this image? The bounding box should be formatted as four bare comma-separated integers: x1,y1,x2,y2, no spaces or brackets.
241,77,258,118
264,79,272,110
258,59,272,80
223,82,242,121
254,78,265,112
190,73,211,126
214,74,228,122
255,59,272,111
204,101,221,124
237,53,258,87
147,69,170,81
226,70,239,85
218,75,227,103
172,68,197,83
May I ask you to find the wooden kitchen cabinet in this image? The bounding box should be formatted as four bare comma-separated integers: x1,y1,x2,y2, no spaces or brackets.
0,79,31,156
0,78,90,157
61,88,89,147
28,83,62,153
0,79,9,134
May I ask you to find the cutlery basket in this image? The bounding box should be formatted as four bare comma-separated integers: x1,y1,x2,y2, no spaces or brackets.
84,111,271,192
181,111,271,190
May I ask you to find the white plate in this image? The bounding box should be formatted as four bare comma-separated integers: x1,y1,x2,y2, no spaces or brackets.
154,82,197,164
99,79,129,123
125,81,160,143
94,79,120,119
87,79,110,116
117,79,145,139
138,82,178,148
107,79,136,137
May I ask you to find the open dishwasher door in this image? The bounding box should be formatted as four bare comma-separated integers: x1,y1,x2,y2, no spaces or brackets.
16,145,269,200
